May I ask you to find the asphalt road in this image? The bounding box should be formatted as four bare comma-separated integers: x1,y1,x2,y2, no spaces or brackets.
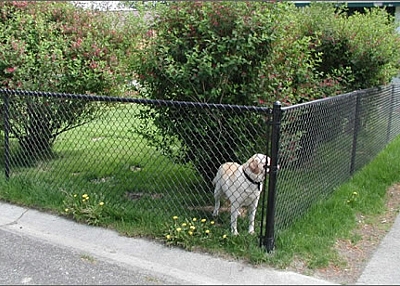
0,228,183,285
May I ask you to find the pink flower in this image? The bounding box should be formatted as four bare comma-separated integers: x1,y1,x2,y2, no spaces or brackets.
89,61,98,70
5,67,16,73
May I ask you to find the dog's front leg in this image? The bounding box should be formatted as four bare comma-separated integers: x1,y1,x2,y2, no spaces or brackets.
248,201,259,234
230,203,240,235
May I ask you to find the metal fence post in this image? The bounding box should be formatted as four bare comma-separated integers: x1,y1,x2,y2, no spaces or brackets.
3,89,10,180
387,84,395,143
263,101,281,253
350,92,361,175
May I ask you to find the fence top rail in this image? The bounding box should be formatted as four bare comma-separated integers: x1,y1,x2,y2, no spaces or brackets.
281,84,395,112
0,88,273,114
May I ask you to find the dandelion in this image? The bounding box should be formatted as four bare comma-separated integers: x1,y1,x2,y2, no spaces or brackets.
205,230,210,234
190,226,196,230
181,223,187,227
173,216,178,220
192,218,197,222
353,192,358,196
99,202,104,206
222,234,227,239
73,194,77,198
210,221,215,225
176,227,182,232
65,208,69,212
82,194,88,198
201,218,206,223
188,231,193,236
166,234,171,240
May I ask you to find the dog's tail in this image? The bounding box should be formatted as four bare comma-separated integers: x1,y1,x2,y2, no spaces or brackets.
212,175,217,186
212,168,221,187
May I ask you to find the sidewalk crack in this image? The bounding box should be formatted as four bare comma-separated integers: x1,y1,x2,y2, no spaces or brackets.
0,209,29,227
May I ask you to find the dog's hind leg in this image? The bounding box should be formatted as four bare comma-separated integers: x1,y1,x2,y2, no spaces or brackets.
212,184,221,217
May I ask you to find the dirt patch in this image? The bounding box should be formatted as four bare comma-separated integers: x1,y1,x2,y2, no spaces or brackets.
288,183,400,285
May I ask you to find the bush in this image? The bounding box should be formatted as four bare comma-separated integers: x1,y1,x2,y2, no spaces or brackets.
298,3,400,91
133,1,276,183
0,1,139,156
131,2,400,182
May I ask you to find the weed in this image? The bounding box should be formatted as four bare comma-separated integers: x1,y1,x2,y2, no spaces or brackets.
163,215,229,250
346,191,359,207
63,191,106,226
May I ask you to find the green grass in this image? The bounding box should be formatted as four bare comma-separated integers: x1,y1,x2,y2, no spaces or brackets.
0,102,400,273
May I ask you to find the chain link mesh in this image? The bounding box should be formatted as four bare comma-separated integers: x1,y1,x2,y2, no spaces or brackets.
1,89,272,236
276,85,400,233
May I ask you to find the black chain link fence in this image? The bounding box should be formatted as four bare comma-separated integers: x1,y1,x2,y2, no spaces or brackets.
275,85,400,239
0,88,274,242
1,84,399,251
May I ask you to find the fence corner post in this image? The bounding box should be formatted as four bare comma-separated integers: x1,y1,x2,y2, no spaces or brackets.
263,101,281,253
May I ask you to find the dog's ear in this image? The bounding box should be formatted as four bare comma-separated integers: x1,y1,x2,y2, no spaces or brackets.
248,157,261,175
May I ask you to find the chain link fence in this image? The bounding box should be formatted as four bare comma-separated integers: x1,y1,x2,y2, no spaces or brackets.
0,89,274,241
275,85,400,238
1,85,400,251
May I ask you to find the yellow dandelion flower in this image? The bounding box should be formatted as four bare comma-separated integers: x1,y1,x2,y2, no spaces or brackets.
166,234,171,240
190,226,196,230
65,208,69,212
205,230,210,234
210,221,215,225
353,192,358,196
99,202,104,206
82,199,86,202
176,227,182,232
82,194,88,198
192,218,197,222
188,231,193,236
201,219,206,223
73,194,77,198
173,216,178,220
181,223,187,227
222,234,227,239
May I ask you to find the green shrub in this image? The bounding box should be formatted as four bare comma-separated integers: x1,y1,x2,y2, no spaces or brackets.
298,3,400,91
0,1,139,156
133,1,276,183
131,2,400,182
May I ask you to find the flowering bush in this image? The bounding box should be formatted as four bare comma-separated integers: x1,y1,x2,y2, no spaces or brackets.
132,2,400,183
63,191,107,226
164,215,228,250
0,1,140,156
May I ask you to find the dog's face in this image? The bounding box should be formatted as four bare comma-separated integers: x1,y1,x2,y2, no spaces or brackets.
243,153,269,181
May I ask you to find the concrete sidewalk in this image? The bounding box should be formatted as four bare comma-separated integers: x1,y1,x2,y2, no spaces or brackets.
0,201,398,285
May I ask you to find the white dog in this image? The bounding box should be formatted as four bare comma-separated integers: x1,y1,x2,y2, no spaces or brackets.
212,153,270,235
